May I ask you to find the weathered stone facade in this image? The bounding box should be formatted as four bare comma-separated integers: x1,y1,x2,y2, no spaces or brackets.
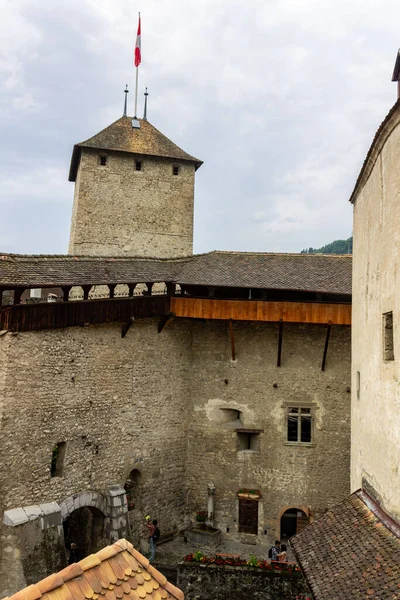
351,104,400,524
69,149,196,258
0,316,350,594
187,321,351,543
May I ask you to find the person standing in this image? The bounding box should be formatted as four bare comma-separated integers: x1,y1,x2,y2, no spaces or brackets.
269,540,281,561
145,516,158,562
278,544,288,562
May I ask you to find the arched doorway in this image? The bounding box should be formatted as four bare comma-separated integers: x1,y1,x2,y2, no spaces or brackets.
63,506,105,560
280,508,309,540
124,469,143,548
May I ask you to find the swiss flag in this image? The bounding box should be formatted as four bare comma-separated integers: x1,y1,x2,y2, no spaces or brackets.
134,15,141,67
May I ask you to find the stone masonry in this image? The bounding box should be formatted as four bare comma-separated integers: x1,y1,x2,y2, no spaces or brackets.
69,149,196,258
0,316,350,594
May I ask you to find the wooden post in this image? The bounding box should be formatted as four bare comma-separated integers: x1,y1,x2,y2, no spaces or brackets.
166,282,175,296
0,288,3,307
128,283,137,297
108,284,116,299
146,282,153,296
82,286,91,301
321,325,331,371
229,319,236,361
62,287,71,302
277,321,283,367
14,288,24,305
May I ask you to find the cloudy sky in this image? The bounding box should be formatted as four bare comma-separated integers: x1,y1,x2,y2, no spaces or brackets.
0,0,399,255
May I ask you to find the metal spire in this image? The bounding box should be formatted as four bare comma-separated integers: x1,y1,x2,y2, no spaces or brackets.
143,87,148,121
123,85,129,117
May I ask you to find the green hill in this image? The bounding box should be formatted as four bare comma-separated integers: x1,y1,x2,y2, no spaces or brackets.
300,237,352,255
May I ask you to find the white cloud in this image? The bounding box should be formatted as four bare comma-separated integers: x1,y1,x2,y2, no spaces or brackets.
0,0,398,254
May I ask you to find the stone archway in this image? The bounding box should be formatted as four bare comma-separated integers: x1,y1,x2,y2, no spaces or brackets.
279,506,309,540
60,492,109,560
60,491,108,521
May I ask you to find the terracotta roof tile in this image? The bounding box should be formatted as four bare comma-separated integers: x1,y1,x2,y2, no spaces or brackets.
0,251,352,295
37,574,64,594
291,490,400,600
69,116,202,181
6,540,183,600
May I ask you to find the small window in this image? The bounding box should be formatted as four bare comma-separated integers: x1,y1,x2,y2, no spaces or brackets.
50,442,66,478
237,431,260,452
173,165,179,176
99,156,107,166
383,312,394,361
135,160,142,171
285,406,314,445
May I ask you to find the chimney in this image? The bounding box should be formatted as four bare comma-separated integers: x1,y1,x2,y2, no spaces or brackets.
391,49,400,99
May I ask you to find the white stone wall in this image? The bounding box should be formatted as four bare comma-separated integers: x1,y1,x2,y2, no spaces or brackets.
68,149,195,258
352,117,400,523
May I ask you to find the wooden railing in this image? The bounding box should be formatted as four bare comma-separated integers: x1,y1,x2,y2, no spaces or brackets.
170,298,351,325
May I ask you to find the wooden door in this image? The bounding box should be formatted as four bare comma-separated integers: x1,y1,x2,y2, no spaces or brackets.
238,499,258,534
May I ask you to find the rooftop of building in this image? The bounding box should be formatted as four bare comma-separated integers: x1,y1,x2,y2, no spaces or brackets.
349,98,400,204
69,116,203,181
0,251,352,295
291,490,400,600
3,539,183,600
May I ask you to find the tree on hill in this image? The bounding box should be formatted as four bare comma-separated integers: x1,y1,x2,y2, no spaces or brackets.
300,236,352,255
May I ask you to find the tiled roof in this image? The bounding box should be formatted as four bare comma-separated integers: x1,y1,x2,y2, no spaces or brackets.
3,539,183,600
291,490,400,600
69,117,202,181
349,99,400,204
0,251,352,295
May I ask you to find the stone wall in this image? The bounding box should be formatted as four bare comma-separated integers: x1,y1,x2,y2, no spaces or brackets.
0,317,350,593
186,321,351,544
351,115,400,523
0,319,192,595
177,562,310,600
68,149,195,258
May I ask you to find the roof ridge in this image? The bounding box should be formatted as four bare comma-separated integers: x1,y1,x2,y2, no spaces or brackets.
4,539,183,600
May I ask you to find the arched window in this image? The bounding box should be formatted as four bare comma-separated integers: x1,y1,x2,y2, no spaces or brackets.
124,469,143,512
280,508,309,539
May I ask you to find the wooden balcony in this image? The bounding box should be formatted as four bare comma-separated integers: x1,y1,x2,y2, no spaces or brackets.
170,298,351,325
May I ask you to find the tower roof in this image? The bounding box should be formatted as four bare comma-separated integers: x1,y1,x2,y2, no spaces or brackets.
69,116,203,181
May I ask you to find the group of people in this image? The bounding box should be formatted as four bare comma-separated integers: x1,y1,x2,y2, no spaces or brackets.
269,540,288,562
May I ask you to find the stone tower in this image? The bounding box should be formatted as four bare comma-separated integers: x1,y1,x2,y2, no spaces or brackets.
68,117,202,257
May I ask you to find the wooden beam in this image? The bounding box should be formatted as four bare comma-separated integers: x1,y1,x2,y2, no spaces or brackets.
229,319,236,361
321,325,331,372
62,286,71,302
158,313,176,333
166,282,175,296
277,321,283,367
14,288,24,305
82,285,91,300
121,317,135,338
170,297,351,326
128,283,137,297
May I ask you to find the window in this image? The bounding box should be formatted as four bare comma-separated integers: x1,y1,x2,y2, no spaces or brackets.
236,430,260,452
285,406,314,444
383,311,394,361
172,165,179,176
50,442,66,477
99,156,107,166
135,160,142,171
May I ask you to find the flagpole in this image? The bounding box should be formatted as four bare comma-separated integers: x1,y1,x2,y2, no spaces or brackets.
134,66,139,118
134,11,140,119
